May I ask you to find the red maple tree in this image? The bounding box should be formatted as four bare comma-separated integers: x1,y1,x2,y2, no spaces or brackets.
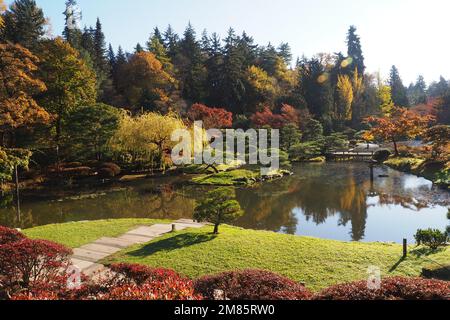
187,103,233,129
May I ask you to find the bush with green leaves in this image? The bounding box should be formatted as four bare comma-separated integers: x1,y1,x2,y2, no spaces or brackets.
0,148,32,181
414,229,448,250
193,187,244,234
289,141,322,161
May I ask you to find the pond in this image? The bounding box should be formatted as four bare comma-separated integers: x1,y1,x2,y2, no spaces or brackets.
0,163,448,243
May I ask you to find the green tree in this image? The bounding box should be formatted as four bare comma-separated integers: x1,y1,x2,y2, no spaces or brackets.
281,124,302,152
194,187,244,234
346,26,365,75
147,31,173,73
407,75,427,106
389,65,409,107
65,104,121,161
335,74,354,122
163,24,179,58
36,38,97,157
428,76,449,98
1,0,46,49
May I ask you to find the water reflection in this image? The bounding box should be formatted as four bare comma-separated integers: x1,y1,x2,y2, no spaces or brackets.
0,163,448,243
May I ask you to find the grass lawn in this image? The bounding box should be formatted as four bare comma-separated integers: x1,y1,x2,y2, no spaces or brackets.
23,219,171,248
102,225,450,292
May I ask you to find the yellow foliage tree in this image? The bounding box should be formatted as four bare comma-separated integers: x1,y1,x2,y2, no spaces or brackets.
0,0,5,28
335,74,354,121
377,85,395,116
110,112,186,170
0,43,50,146
245,65,278,108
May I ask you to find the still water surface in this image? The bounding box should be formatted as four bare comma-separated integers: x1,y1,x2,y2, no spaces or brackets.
0,163,448,243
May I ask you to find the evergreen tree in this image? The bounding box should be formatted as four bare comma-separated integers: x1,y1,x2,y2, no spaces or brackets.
389,65,409,107
277,42,292,65
153,26,163,44
175,23,206,102
204,32,224,106
163,24,179,58
428,76,449,98
62,0,82,49
134,42,144,53
2,0,46,49
221,28,247,113
239,31,258,66
147,31,173,72
346,26,365,76
107,43,116,69
93,18,108,74
407,75,427,105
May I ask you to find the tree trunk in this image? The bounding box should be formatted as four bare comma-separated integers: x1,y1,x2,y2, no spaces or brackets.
393,139,399,157
213,224,219,234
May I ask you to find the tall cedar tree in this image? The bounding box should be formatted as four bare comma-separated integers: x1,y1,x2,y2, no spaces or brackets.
389,65,410,107
62,0,82,49
36,38,97,154
1,0,46,49
0,43,50,147
346,26,365,76
163,25,179,58
203,32,224,107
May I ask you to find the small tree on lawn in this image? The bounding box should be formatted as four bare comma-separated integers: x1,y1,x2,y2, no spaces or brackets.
193,187,243,234
364,107,434,156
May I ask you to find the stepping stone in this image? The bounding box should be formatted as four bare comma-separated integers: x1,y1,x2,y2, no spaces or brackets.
71,258,96,271
79,243,122,255
146,224,173,234
94,237,135,249
73,248,110,263
126,226,163,238
117,234,154,244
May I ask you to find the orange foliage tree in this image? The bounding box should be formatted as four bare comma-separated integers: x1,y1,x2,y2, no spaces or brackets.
251,104,300,129
364,108,435,156
0,43,50,146
187,103,233,129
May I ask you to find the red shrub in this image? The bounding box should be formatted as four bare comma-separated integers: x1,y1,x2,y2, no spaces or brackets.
0,226,26,245
0,239,72,297
315,277,450,300
194,269,312,300
188,103,233,129
109,263,181,285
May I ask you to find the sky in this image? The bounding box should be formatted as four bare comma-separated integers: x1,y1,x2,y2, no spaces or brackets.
6,0,450,85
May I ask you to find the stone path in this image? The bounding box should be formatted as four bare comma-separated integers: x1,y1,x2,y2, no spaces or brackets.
70,219,205,278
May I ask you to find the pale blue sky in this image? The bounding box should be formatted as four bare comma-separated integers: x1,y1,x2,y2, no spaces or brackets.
5,0,450,84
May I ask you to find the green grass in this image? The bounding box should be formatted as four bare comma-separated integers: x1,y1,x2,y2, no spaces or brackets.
384,157,425,172
102,225,450,292
23,219,171,248
191,169,260,186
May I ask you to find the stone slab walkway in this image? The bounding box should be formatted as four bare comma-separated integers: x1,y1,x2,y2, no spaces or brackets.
70,219,205,277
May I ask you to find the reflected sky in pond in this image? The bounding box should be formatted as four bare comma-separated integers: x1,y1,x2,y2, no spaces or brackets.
0,163,448,243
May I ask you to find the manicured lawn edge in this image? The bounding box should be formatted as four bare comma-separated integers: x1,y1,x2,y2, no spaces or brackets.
23,218,172,248
101,225,450,292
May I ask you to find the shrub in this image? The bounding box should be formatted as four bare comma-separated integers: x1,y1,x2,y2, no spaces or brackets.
315,277,450,300
0,238,72,297
415,229,448,250
373,149,391,163
109,263,181,285
194,270,312,300
0,226,26,245
100,163,121,176
97,167,116,178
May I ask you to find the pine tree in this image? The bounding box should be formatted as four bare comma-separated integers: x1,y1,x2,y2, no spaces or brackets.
147,31,173,72
407,75,427,105
389,65,409,107
346,26,365,76
62,0,82,49
204,32,224,106
107,44,116,71
153,26,163,44
2,0,46,49
163,24,179,58
239,31,257,66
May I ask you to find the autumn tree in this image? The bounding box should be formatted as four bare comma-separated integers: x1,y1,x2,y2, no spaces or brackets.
377,83,394,116
364,108,434,156
0,0,5,28
117,51,176,112
245,65,278,110
422,125,450,159
251,105,299,129
1,0,46,49
335,74,354,122
194,187,243,234
187,104,233,129
0,43,50,147
35,38,97,156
